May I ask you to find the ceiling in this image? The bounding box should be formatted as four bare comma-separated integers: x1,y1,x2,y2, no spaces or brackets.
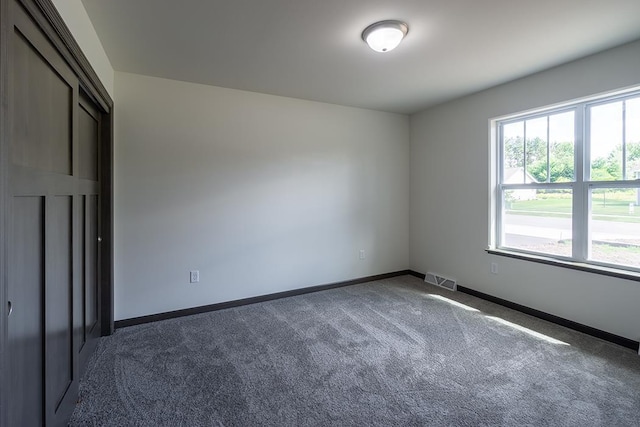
81,0,640,114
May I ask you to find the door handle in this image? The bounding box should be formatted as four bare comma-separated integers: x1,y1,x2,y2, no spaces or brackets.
7,300,12,317
97,236,102,243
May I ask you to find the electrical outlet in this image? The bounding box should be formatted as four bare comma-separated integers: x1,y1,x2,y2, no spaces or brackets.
190,270,200,283
359,249,365,260
490,262,498,275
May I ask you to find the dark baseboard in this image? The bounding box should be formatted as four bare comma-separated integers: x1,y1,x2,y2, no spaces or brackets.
409,269,638,351
115,270,412,329
456,285,639,352
408,270,426,280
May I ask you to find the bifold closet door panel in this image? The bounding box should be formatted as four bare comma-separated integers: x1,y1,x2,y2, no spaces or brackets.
8,1,81,424
45,196,74,416
7,196,45,427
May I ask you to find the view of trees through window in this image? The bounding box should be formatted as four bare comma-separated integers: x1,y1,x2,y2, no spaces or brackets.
497,93,640,271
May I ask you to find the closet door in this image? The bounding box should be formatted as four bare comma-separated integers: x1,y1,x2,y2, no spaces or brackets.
77,92,102,374
6,2,101,425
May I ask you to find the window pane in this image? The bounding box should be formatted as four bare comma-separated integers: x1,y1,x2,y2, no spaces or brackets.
502,189,572,257
525,117,547,182
503,121,524,183
589,187,640,269
549,111,575,182
625,97,640,180
590,101,623,181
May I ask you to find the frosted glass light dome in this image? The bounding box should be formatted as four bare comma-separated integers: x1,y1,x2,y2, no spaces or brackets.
362,20,408,53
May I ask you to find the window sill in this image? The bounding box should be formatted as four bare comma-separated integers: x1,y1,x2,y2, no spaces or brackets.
486,248,640,282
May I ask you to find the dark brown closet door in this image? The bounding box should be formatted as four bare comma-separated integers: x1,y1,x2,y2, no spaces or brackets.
6,2,102,425
77,93,102,374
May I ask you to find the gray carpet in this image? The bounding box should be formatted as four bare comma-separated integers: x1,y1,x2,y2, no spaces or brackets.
70,275,640,426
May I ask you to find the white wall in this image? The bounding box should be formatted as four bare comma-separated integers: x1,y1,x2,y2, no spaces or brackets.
53,0,640,340
410,40,640,341
51,0,114,97
114,72,410,320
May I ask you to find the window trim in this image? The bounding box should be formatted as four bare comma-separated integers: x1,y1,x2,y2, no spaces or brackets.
490,86,640,278
486,248,640,282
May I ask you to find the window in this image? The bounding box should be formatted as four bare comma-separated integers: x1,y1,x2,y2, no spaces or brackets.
493,89,640,273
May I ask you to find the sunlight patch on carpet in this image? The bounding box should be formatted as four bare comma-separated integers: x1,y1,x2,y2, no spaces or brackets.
428,294,480,312
486,316,570,345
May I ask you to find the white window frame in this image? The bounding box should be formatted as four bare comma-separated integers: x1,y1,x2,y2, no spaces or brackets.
490,87,640,277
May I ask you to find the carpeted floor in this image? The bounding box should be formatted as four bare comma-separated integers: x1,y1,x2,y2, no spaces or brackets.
69,275,640,426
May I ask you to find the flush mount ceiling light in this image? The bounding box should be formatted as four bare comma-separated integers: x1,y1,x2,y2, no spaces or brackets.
361,20,409,53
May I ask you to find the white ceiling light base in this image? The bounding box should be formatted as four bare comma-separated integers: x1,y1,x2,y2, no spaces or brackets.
362,20,408,53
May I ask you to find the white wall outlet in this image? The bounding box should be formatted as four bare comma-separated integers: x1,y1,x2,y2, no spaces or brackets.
359,249,365,260
490,262,498,275
190,270,200,283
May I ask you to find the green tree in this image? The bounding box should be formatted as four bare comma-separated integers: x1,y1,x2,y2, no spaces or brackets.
524,140,574,183
627,142,640,178
504,136,524,168
590,142,640,180
504,138,640,182
504,136,548,172
548,141,574,182
604,148,622,180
